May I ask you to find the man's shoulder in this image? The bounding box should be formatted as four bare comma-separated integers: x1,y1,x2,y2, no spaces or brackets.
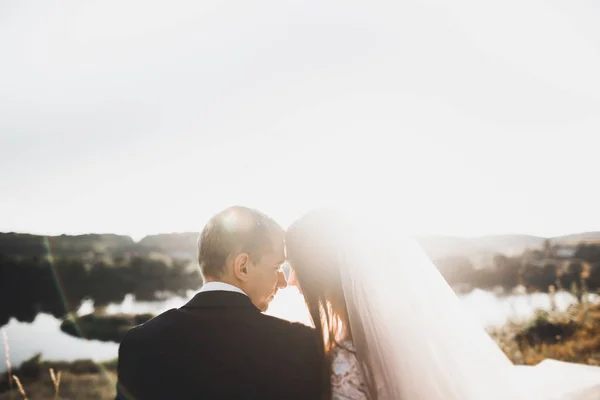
121,308,179,342
257,313,317,338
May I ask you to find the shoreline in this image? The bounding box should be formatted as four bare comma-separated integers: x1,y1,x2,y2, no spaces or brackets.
2,300,599,399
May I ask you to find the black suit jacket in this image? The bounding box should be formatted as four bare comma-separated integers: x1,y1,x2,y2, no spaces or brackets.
115,291,325,400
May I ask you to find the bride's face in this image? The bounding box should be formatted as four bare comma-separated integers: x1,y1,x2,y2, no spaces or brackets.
287,267,302,294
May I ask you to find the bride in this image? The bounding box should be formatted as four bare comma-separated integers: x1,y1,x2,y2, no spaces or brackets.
279,209,600,400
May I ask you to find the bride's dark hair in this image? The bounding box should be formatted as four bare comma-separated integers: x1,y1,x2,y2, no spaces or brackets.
286,210,377,400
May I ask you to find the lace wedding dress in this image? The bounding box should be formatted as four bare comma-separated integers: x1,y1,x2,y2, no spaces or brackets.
331,341,368,400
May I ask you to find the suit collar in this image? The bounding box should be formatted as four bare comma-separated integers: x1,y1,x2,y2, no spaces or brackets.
181,290,260,312
198,281,248,296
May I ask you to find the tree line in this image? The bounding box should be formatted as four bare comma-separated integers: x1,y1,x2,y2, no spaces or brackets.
3,233,600,329
436,242,600,299
0,253,202,327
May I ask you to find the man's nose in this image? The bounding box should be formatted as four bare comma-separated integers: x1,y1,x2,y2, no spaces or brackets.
277,270,288,289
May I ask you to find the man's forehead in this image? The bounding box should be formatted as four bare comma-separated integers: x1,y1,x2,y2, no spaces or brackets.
267,234,285,259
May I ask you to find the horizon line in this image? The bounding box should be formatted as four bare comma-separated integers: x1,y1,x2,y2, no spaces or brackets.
2,228,599,243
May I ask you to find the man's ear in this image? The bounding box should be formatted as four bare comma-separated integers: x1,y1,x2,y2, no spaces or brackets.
233,253,251,281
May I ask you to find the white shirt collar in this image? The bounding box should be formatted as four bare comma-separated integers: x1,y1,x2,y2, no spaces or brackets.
198,281,248,297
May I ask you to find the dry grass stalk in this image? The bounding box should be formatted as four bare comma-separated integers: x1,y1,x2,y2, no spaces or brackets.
12,375,28,400
49,367,62,399
2,329,14,400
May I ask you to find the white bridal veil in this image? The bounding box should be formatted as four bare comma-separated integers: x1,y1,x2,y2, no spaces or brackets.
337,218,526,399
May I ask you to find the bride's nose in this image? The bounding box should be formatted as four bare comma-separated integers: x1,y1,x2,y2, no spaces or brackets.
276,270,288,289
288,269,299,287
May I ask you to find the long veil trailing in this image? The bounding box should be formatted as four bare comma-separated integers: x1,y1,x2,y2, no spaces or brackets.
338,221,524,399
336,217,599,400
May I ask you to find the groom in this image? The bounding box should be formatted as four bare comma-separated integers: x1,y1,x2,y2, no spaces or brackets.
115,206,324,399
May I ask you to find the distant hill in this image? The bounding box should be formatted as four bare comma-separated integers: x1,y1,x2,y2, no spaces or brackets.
553,232,600,245
415,232,600,266
0,233,136,258
414,235,485,261
469,234,546,255
0,232,197,261
138,233,198,260
2,231,600,266
413,233,545,262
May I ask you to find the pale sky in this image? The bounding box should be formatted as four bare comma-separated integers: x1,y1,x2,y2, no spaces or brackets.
1,0,600,240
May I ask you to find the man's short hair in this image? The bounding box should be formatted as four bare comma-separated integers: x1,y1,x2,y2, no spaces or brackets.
197,206,284,279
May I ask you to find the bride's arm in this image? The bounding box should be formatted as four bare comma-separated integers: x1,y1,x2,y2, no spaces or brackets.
331,347,368,400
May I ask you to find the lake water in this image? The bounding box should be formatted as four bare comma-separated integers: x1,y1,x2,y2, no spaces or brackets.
1,288,597,373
